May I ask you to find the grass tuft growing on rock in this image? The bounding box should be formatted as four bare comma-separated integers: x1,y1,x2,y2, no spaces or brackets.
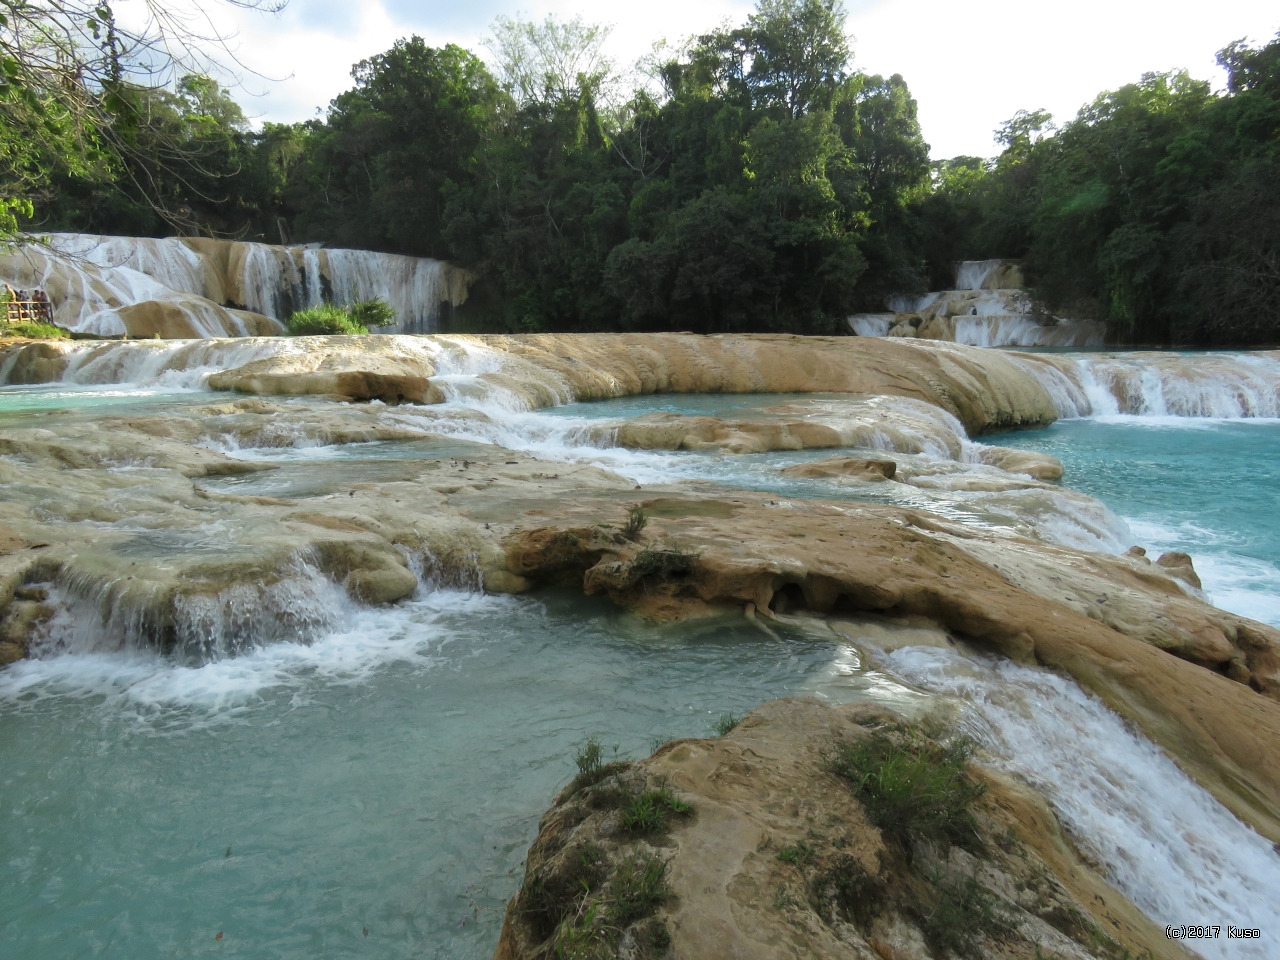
566,737,630,794
917,872,1011,960
712,712,741,736
830,726,985,850
621,505,648,542
627,546,699,584
621,785,691,834
610,852,669,925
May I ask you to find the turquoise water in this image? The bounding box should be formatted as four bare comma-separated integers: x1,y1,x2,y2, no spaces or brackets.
997,418,1280,626
0,384,208,417
0,591,889,960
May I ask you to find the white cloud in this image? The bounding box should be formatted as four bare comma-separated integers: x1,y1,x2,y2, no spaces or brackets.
212,0,1277,156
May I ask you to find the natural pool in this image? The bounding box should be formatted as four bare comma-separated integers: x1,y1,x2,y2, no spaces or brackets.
0,591,905,960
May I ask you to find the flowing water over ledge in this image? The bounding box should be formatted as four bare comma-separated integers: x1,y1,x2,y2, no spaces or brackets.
4,347,1280,958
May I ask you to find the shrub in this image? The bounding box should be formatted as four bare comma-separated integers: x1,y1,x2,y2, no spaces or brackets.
830,728,985,849
627,546,699,584
286,304,368,336
348,297,396,329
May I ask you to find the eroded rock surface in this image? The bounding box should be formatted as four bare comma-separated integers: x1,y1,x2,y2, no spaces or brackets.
496,699,1187,960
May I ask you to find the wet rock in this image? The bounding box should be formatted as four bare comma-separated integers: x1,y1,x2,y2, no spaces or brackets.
781,456,897,481
977,446,1065,482
1157,551,1202,590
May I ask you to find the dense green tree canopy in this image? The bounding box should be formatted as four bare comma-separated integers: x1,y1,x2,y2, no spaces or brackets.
12,1,1279,345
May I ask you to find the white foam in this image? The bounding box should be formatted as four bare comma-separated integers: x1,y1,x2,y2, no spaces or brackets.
0,590,521,716
880,646,1280,960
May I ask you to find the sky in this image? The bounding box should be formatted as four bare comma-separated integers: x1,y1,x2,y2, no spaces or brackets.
212,0,1280,160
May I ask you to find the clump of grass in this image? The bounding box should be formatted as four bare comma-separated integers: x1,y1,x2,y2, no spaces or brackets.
712,712,741,736
621,785,691,835
830,727,985,850
347,297,396,329
811,852,883,925
621,505,648,542
521,841,609,939
286,303,369,335
776,842,816,865
567,737,629,794
627,546,699,584
4,320,69,339
917,873,1010,960
610,852,669,925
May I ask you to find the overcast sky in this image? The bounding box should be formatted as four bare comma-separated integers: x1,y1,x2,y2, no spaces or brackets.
219,0,1279,160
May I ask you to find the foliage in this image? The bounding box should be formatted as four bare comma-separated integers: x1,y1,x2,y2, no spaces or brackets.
620,785,691,834
712,712,741,736
3,319,69,339
285,304,369,336
1,0,285,240
917,32,1280,345
830,727,985,849
621,505,648,542
347,298,396,329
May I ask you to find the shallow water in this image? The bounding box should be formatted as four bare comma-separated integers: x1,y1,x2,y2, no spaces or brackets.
0,591,898,960
997,417,1280,627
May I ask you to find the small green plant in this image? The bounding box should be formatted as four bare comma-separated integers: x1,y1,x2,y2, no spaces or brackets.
712,712,741,736
4,320,69,339
831,727,985,850
917,873,1009,960
776,842,816,865
567,737,629,794
627,546,699,584
812,853,883,925
286,303,368,335
610,852,669,925
621,785,691,834
347,297,396,329
622,505,648,542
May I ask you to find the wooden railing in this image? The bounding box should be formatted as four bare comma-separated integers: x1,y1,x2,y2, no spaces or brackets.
4,298,55,323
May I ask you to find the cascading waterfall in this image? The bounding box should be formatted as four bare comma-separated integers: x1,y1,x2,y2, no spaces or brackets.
34,558,347,663
881,646,1280,960
1018,352,1280,419
953,259,1004,291
0,233,465,338
858,260,1105,347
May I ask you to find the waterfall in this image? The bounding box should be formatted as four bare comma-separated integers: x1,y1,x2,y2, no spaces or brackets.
1017,352,1280,419
954,259,1004,291
858,261,1104,347
881,646,1280,960
847,314,894,337
1,233,468,338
